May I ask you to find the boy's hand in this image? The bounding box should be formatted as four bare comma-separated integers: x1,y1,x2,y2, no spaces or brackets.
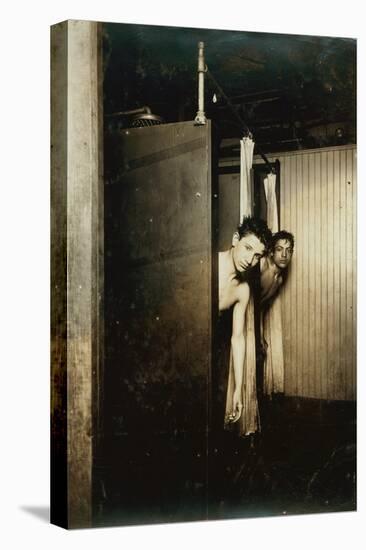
228,388,243,423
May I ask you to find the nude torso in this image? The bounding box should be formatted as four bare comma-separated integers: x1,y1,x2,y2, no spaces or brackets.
260,257,283,304
219,273,244,311
219,250,249,311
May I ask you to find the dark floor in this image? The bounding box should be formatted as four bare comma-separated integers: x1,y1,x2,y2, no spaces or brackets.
94,396,356,527
208,395,356,519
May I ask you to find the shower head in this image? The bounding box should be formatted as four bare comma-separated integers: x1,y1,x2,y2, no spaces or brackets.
106,106,164,128
131,112,164,127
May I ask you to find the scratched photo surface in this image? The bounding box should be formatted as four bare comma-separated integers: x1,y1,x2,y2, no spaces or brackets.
51,20,356,529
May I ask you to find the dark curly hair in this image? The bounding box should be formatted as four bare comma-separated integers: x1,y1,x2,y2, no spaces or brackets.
269,230,295,253
237,216,272,251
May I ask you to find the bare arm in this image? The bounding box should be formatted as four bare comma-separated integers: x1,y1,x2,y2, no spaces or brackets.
229,283,250,422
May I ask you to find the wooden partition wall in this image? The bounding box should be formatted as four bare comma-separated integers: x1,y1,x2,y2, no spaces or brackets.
275,146,357,400
51,21,104,528
101,120,213,525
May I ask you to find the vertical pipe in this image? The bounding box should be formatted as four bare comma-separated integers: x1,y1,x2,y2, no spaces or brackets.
195,41,207,125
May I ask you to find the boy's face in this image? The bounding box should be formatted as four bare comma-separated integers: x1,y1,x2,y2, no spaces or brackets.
271,238,293,269
232,232,265,274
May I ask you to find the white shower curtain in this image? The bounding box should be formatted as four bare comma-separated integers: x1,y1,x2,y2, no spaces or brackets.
263,173,284,394
240,137,255,220
225,136,260,436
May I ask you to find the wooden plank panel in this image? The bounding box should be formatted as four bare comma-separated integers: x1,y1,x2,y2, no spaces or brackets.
326,150,335,401
302,153,309,397
352,150,357,399
273,146,356,401
66,20,103,529
103,120,212,524
282,156,292,394
332,149,341,400
314,152,322,397
353,149,356,400
346,148,355,399
285,154,293,394
296,154,304,395
51,20,103,529
290,154,298,395
281,156,292,394
337,149,347,399
281,156,293,395
307,152,316,398
320,151,328,399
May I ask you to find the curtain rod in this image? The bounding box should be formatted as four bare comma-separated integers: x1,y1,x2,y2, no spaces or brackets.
206,67,275,174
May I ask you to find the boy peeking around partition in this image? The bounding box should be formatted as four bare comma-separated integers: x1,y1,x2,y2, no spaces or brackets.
260,230,295,308
218,216,272,424
258,231,295,389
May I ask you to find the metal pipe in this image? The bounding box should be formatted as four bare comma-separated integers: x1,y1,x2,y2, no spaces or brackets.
194,42,207,125
105,106,152,118
207,68,251,136
207,68,275,173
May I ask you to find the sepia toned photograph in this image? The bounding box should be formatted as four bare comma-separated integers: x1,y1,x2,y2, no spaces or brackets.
51,19,356,529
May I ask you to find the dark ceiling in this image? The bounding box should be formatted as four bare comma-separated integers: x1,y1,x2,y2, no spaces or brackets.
103,22,356,153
